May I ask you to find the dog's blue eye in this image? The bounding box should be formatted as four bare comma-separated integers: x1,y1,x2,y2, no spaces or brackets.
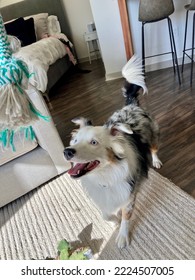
90,139,98,145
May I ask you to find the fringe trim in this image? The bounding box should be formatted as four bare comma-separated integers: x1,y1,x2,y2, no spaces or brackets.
0,126,36,151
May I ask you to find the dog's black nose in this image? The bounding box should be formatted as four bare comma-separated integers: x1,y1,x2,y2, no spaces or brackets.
64,148,76,160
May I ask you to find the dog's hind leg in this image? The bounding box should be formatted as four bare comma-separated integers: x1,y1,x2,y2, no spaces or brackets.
151,145,162,169
150,122,162,169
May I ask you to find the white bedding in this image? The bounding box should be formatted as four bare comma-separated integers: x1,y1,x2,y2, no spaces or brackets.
14,36,69,92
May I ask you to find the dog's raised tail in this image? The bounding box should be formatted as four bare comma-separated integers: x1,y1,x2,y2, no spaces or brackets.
122,55,148,105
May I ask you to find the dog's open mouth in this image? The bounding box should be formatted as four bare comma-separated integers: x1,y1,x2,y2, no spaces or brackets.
68,160,100,178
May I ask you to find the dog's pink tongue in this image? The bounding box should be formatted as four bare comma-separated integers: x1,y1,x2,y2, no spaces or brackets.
68,161,100,176
68,163,87,176
87,160,99,170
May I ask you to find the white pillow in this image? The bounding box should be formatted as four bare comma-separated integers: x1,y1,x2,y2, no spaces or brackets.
7,35,21,53
25,13,49,40
47,15,61,35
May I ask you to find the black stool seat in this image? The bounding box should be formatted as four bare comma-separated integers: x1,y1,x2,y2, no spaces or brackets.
185,2,195,11
182,0,195,85
139,0,174,22
138,0,181,84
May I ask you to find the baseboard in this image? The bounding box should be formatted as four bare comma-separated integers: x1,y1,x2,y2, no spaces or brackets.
78,54,101,64
105,57,188,81
79,56,189,81
145,56,189,72
105,71,122,81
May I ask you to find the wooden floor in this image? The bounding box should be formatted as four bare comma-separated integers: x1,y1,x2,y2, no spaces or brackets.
49,59,195,199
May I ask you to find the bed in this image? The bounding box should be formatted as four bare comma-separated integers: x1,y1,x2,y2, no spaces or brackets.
0,0,75,100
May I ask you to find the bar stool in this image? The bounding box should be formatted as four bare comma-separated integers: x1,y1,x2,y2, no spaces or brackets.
181,0,195,85
138,0,181,84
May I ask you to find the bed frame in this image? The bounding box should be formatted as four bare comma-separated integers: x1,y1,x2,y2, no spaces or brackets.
0,0,71,38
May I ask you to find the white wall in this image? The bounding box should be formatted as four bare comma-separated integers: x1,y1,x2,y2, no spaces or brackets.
61,0,94,61
127,0,191,71
90,0,127,80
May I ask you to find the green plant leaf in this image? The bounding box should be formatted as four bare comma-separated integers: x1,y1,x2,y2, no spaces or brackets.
59,248,69,260
69,248,90,260
69,251,87,260
57,239,70,253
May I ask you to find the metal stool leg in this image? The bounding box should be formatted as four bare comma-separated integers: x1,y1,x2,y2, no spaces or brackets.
182,10,189,73
167,17,175,73
167,17,181,85
142,22,146,73
190,13,195,85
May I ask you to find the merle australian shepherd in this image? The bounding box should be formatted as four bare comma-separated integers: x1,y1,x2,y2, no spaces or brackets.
64,55,162,249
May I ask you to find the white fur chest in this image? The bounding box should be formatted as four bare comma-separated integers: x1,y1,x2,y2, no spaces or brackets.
80,162,134,218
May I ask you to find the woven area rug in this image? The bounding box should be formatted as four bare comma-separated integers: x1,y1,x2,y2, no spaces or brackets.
0,169,195,260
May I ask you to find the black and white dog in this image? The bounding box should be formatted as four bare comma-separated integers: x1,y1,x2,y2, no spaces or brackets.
64,55,162,248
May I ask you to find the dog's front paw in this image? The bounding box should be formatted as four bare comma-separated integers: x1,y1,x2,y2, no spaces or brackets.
115,220,129,249
116,232,129,249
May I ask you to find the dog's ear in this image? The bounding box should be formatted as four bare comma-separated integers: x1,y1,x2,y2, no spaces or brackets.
69,129,78,145
108,123,133,159
109,144,126,160
110,123,133,136
70,129,78,138
71,117,93,128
